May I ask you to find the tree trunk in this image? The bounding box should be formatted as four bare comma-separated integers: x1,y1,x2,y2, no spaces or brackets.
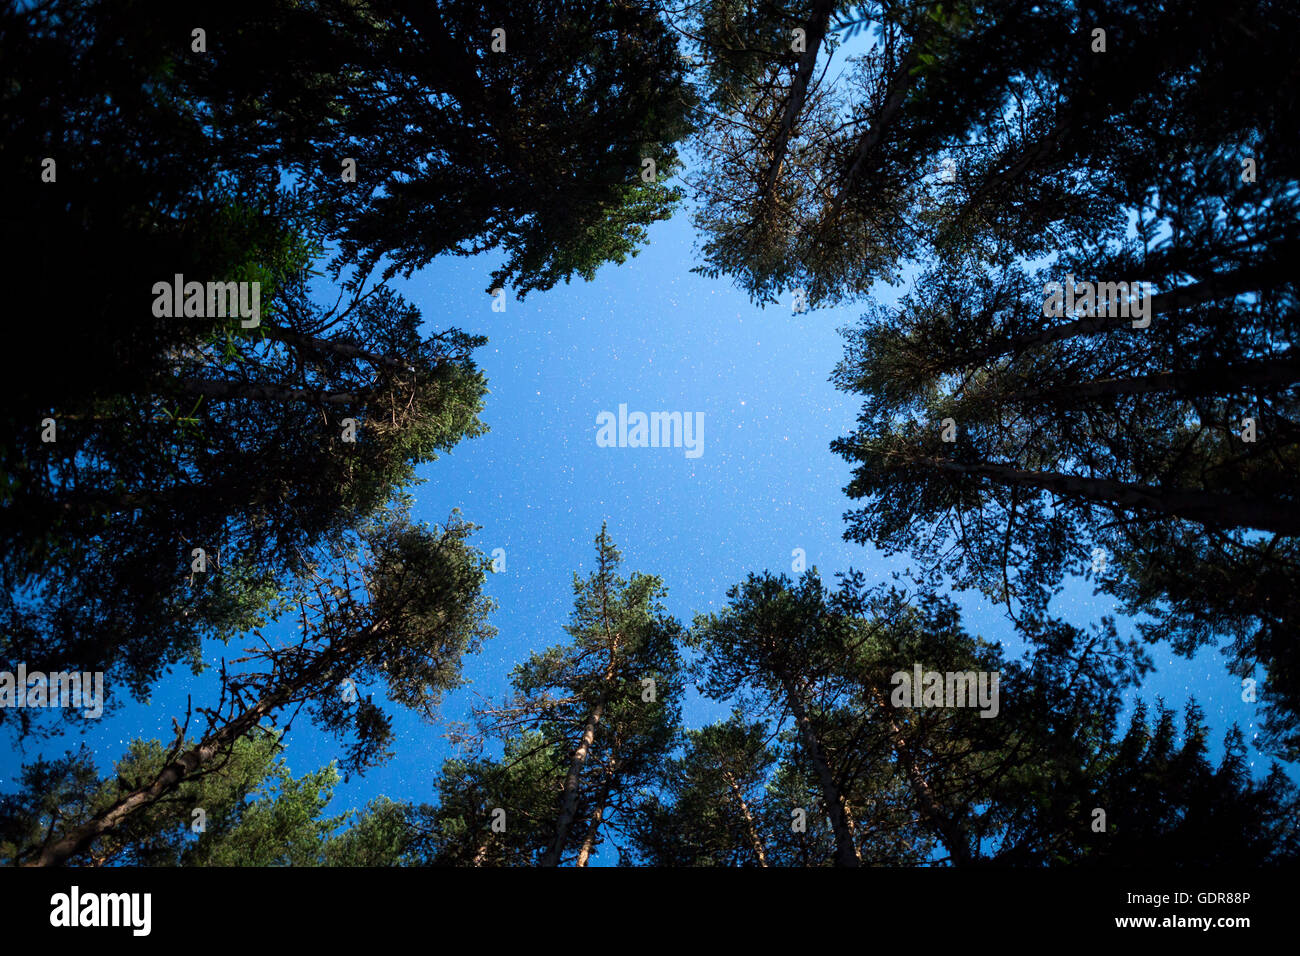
960,259,1300,369
912,454,1300,536
540,695,607,867
956,30,1189,223
960,121,1071,218
823,47,921,226
24,625,371,866
575,802,606,868
868,688,973,865
757,0,837,203
723,770,768,867
262,326,417,373
27,676,305,867
178,377,372,406
780,674,860,867
471,831,492,867
841,797,861,843
1007,357,1300,405
576,754,619,867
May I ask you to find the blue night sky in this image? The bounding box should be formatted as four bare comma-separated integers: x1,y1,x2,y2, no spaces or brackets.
1,199,1280,862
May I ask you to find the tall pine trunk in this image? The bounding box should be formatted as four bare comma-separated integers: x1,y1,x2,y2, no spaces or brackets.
576,754,618,867
758,0,836,202
958,261,1297,369
575,802,607,867
26,665,324,866
540,695,607,867
780,673,860,867
179,377,373,406
261,327,418,372
868,688,973,865
471,831,492,866
1008,357,1300,404
825,47,921,225
723,770,769,866
915,456,1300,535
24,622,379,866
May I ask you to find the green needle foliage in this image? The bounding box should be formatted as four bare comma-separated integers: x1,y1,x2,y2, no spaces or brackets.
689,0,1300,756
1,279,489,724
0,732,414,866
1,0,694,717
425,527,685,866
11,508,495,866
675,568,1299,866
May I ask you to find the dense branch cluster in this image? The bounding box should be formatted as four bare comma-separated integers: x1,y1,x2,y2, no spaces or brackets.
2,0,1297,868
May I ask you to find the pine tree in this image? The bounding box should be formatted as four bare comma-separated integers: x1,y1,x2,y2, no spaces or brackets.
2,0,695,713
684,0,1300,755
0,732,417,866
688,567,1298,866
18,508,495,866
2,281,489,725
688,569,894,866
410,732,569,866
459,526,684,866
630,713,779,866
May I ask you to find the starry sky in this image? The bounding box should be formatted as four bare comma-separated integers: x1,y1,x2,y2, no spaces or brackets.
1,198,1283,863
